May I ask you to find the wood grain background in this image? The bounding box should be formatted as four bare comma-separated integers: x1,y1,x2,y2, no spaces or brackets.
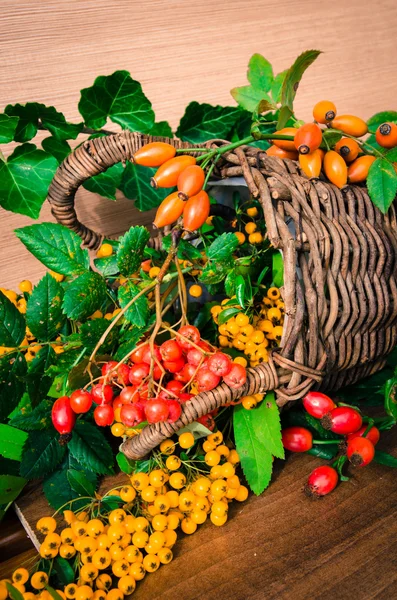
2,2,397,598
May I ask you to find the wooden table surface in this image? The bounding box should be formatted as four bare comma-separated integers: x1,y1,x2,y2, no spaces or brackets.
1,1,397,598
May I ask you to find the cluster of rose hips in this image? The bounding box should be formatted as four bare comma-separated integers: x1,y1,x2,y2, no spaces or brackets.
132,142,210,231
267,100,397,188
281,391,379,497
51,325,247,440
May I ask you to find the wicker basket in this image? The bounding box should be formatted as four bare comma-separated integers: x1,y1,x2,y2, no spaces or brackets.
47,132,397,460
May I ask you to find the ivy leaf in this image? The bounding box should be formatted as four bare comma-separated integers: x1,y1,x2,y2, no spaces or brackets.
0,425,28,461
120,162,170,211
42,137,71,163
0,353,27,421
271,70,288,103
0,113,19,143
367,111,397,130
5,103,83,141
26,273,65,341
117,226,150,276
69,421,114,475
9,399,53,431
83,163,125,201
374,450,397,468
80,318,119,353
4,103,40,142
67,469,96,496
0,475,26,505
62,272,107,321
247,54,274,91
20,429,66,479
43,454,97,511
233,404,274,495
0,291,25,347
176,102,240,143
15,223,90,275
0,144,58,219
207,232,239,262
149,121,173,137
367,158,397,214
230,86,273,113
39,105,84,140
118,281,149,327
280,50,322,112
78,70,155,132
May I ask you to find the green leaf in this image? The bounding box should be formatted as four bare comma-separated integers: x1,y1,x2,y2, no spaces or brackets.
0,456,20,476
27,346,57,407
83,163,125,201
176,102,240,143
4,103,41,142
0,475,26,504
224,270,237,297
42,137,71,163
9,399,53,431
5,103,83,142
272,252,284,287
321,129,343,149
62,272,107,321
69,421,114,475
276,106,294,130
0,113,19,143
0,144,58,219
47,586,67,600
120,161,171,211
52,558,76,586
149,121,173,137
162,235,202,262
20,430,66,479
235,274,246,308
374,450,397,468
233,404,273,495
308,445,338,460
280,50,322,111
6,583,25,600
367,158,397,214
26,273,65,341
118,281,149,327
271,70,288,103
0,354,27,421
15,223,89,275
0,425,28,461
67,469,96,496
0,291,25,347
116,452,135,475
39,105,84,141
80,318,118,353
43,454,97,511
384,378,397,420
67,357,103,392
207,232,239,262
367,111,397,130
78,70,155,132
113,326,146,361
386,147,397,163
231,86,272,113
117,226,150,276
247,54,274,91
199,261,232,285
94,254,119,277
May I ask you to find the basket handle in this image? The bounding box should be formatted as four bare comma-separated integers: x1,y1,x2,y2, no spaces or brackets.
47,132,194,249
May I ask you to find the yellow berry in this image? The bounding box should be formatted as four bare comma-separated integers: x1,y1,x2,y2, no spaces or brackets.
189,284,203,298
92,592,106,600
249,232,263,244
181,517,197,535
267,307,282,323
36,516,57,535
258,319,274,333
80,565,98,582
12,569,29,585
149,266,161,279
205,450,220,467
110,423,125,437
233,356,247,367
250,330,265,344
30,572,48,591
19,280,32,293
117,576,135,596
221,462,235,478
242,395,257,410
235,485,249,501
49,271,64,282
59,544,76,559
133,516,149,531
159,439,176,455
245,222,257,234
143,554,160,573
129,563,145,580
75,585,93,600
218,335,229,348
119,486,136,503
106,591,123,600
178,432,195,449
17,298,27,313
235,313,250,327
96,243,113,258
210,513,228,526
169,472,186,490
273,325,283,341
108,509,126,524
234,232,246,245
267,287,281,300
247,207,258,217
96,574,112,591
208,432,223,446
64,584,78,599
216,444,230,458
92,550,111,570
158,547,173,564
166,490,180,509
130,472,149,490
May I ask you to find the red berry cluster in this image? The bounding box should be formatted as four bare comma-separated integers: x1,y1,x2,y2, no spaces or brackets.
281,391,379,498
51,325,247,438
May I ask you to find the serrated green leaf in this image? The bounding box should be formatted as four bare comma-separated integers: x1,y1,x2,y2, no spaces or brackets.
67,357,102,391
231,86,273,113
149,121,173,137
83,163,125,200
367,111,397,130
94,254,119,277
0,425,28,461
120,161,171,211
116,452,136,475
52,558,76,586
0,475,26,505
41,137,71,163
7,391,31,421
162,234,202,262
43,454,97,511
386,147,397,163
363,134,385,154
80,318,118,352
0,113,19,143
281,50,322,111
118,281,149,327
67,469,96,496
0,353,27,421
5,103,83,142
247,54,274,91
9,399,53,431
276,105,294,130
29,345,57,376
0,144,58,219
117,226,150,276
69,421,114,475
199,261,232,285
176,102,240,143
78,70,154,132
207,232,239,262
26,273,65,341
62,272,107,321
20,430,65,479
15,223,89,275
233,404,273,495
367,158,397,214
113,326,146,361
271,70,288,103
0,291,25,347
374,450,397,467
27,346,57,407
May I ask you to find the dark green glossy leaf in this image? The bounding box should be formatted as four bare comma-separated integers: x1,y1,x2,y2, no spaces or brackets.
26,273,65,341
0,291,25,347
0,425,28,461
367,158,397,214
0,353,27,421
218,307,240,325
120,161,171,211
15,222,89,275
6,582,25,600
4,103,40,142
384,378,397,420
62,272,107,321
113,326,146,361
162,235,203,262
118,281,149,327
374,450,397,467
69,421,114,475
149,121,173,137
5,103,83,142
67,469,96,496
43,454,97,511
367,111,397,130
207,232,239,262
0,113,19,143
307,445,339,460
83,163,124,200
0,475,26,505
116,452,135,475
235,274,246,308
176,102,240,143
80,319,118,353
20,430,65,479
47,586,67,600
0,144,58,218
117,226,150,276
52,558,76,586
224,270,237,297
79,70,154,132
41,137,71,163
9,399,53,431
